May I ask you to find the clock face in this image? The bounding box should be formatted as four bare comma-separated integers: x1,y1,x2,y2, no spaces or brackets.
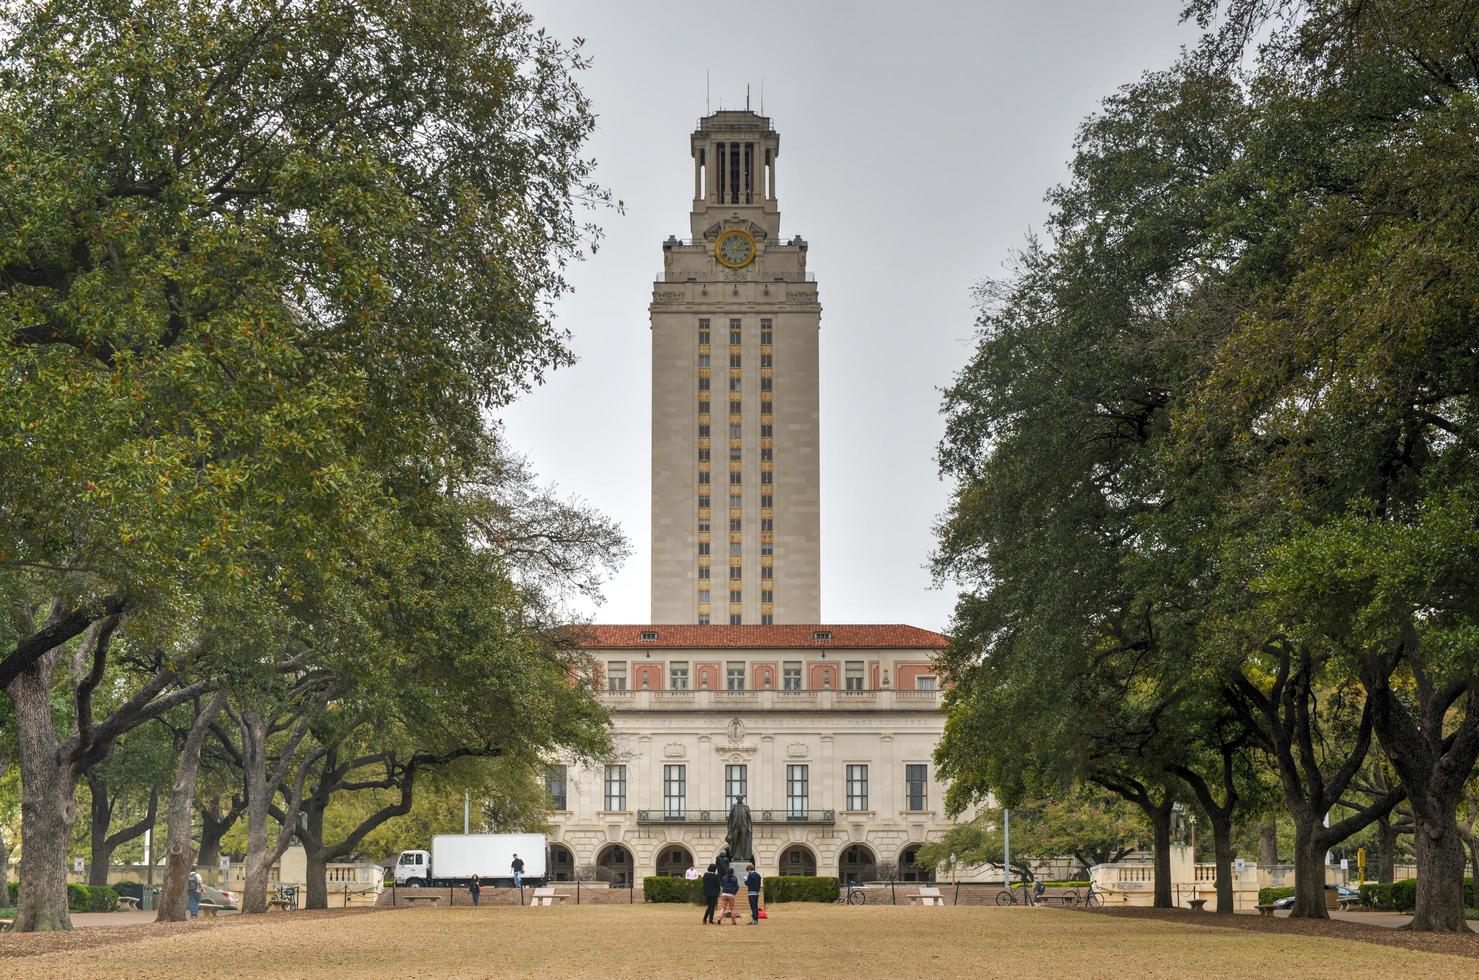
715,229,756,269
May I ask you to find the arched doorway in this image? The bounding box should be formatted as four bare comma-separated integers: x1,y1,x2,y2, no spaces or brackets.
548,843,575,882
838,843,876,883
778,844,816,877
597,844,634,886
899,844,936,883
656,844,694,878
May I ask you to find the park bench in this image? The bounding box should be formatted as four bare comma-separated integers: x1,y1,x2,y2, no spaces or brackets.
1255,904,1278,917
0,917,13,932
116,896,140,910
529,887,569,907
1187,899,1208,911
199,902,221,918
1338,898,1360,911
909,887,944,907
267,898,293,911
400,894,442,907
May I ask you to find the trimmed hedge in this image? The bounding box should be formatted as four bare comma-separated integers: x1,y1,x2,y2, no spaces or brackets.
763,875,839,904
7,881,120,912
1258,886,1295,906
1360,878,1472,912
643,877,705,904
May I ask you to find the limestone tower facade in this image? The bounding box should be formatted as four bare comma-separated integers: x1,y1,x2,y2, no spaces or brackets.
650,110,821,625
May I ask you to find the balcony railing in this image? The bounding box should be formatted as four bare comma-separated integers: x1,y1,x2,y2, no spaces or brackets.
636,809,835,826
595,688,940,712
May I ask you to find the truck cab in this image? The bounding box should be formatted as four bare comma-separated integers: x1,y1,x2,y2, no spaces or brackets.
394,849,431,885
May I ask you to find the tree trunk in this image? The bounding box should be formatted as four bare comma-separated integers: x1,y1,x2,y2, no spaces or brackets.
197,795,242,870
87,775,113,886
1291,815,1329,919
1209,811,1234,914
7,648,78,931
241,710,273,915
304,846,328,911
297,802,329,911
157,692,226,922
86,775,158,887
1150,797,1174,909
1408,803,1468,931
1375,815,1396,882
1259,822,1278,866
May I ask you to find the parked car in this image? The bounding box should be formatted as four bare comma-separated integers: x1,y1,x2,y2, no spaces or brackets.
200,883,238,911
1271,885,1359,910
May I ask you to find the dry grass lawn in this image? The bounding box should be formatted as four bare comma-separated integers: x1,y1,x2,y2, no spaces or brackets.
3,904,1477,978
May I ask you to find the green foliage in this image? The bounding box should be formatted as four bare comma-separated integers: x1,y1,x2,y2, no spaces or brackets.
59,883,118,912
918,787,1145,879
642,877,704,904
1258,887,1295,906
1360,880,1474,913
762,876,838,904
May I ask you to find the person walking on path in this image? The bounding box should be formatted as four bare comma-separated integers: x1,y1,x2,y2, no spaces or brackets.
469,874,482,907
745,864,762,924
511,854,525,889
187,870,203,919
718,868,741,925
702,863,721,924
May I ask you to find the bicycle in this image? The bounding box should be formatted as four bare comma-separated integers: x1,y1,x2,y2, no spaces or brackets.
1062,881,1103,909
995,880,1044,906
836,881,867,905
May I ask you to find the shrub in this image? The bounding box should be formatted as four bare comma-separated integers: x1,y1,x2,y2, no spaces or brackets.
6,881,17,905
1258,886,1295,906
643,877,703,904
1360,882,1395,910
8,881,119,912
763,875,839,904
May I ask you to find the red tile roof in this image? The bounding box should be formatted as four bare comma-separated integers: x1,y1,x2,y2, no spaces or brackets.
572,624,950,650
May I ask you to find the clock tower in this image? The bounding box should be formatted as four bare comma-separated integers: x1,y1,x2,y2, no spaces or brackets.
650,110,821,625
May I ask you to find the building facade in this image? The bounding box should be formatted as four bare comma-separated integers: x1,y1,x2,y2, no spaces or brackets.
547,112,960,886
547,626,951,884
650,110,821,625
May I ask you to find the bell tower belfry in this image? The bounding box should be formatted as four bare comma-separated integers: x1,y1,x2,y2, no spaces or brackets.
650,111,822,626
689,111,781,240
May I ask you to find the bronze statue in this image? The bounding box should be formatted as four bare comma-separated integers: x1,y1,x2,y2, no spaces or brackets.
725,796,753,864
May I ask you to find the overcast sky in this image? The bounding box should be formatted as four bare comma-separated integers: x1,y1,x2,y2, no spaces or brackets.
502,1,1201,631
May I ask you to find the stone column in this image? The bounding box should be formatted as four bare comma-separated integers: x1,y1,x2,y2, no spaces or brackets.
880,734,896,819
638,736,653,815
761,735,776,811
694,151,702,200
820,735,834,813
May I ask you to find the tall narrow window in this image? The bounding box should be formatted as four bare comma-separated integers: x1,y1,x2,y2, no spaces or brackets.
726,662,746,691
844,661,865,691
729,142,740,203
787,765,809,817
546,765,568,811
846,764,869,811
725,764,748,808
664,764,686,817
670,662,689,690
905,764,928,811
916,676,938,691
606,662,627,692
782,661,802,690
604,764,627,811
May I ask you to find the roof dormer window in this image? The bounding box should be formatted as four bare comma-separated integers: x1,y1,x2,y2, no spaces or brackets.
640,631,659,642
813,630,832,642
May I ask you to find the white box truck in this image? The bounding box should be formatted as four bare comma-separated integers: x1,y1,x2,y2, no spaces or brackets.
393,833,548,887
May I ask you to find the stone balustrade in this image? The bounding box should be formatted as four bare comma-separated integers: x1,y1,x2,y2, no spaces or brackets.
596,688,941,712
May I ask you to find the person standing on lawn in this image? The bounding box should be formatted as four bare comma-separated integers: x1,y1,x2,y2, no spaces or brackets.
187,869,204,919
745,864,762,924
701,863,721,924
469,874,482,907
718,868,741,925
511,854,525,889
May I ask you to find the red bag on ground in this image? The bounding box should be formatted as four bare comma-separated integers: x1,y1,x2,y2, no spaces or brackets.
757,908,767,919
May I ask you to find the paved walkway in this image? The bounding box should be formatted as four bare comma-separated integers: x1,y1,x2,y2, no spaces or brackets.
71,909,239,928
1248,909,1479,932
